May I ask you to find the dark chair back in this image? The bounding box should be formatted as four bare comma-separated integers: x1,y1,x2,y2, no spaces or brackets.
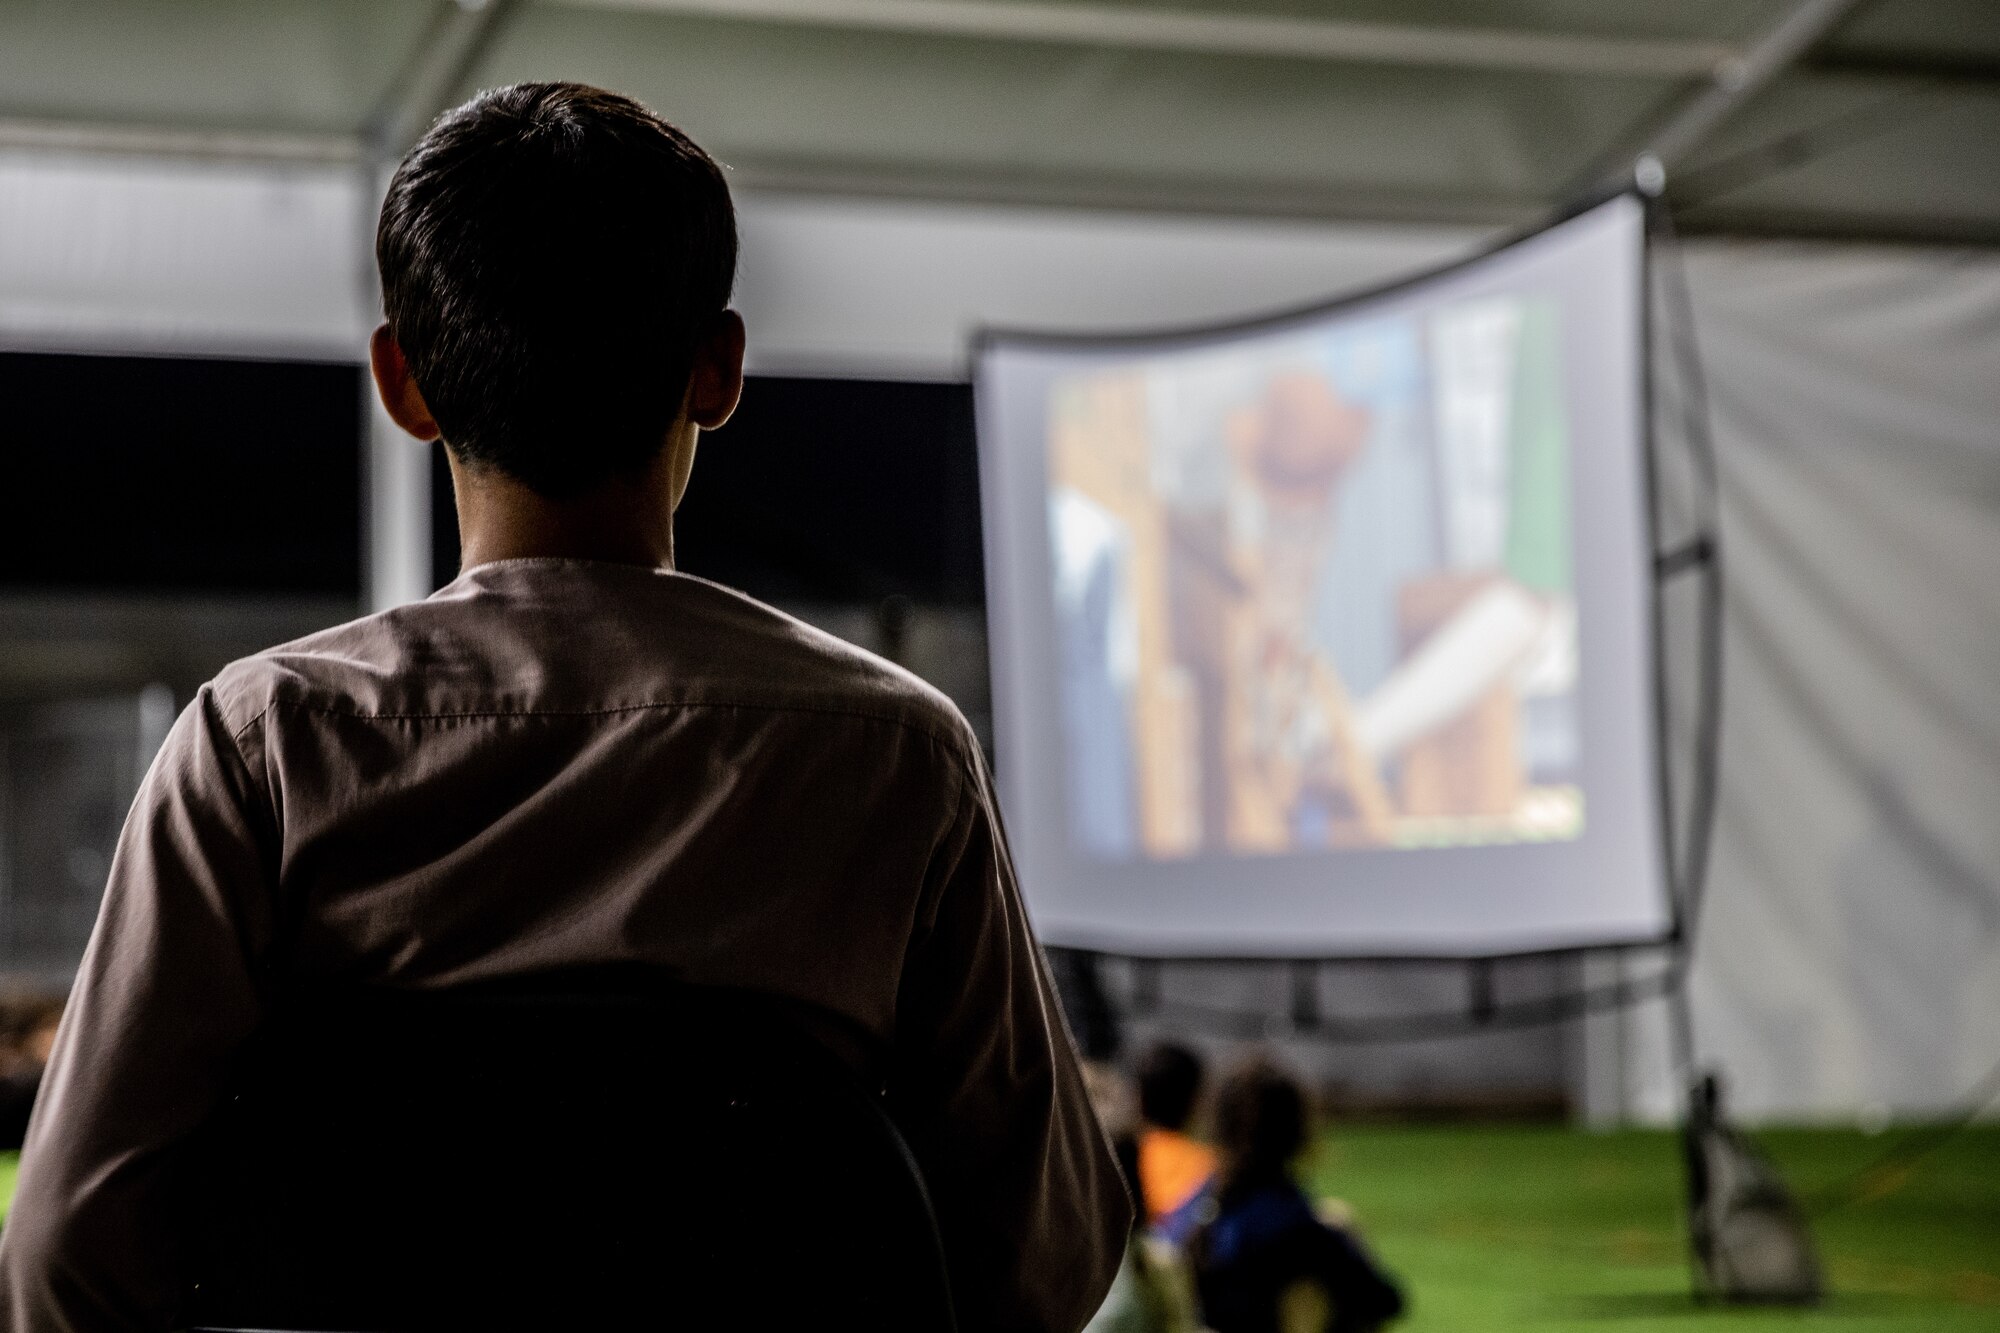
182,966,956,1332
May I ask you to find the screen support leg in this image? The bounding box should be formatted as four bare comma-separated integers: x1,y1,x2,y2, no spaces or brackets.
1468,958,1497,1026
1132,957,1163,1016
1289,961,1320,1033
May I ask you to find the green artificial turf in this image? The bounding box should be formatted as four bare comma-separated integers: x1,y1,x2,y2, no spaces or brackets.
1301,1123,2000,1332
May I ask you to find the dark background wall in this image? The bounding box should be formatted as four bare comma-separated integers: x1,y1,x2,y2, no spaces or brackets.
0,351,363,598
0,354,983,612
432,375,983,605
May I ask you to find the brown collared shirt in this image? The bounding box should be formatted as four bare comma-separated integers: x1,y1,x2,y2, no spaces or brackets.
0,559,1128,1331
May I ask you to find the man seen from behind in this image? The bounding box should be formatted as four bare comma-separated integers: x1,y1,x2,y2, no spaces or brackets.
0,82,1129,1331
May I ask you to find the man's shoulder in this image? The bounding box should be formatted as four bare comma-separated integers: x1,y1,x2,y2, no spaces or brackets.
205,602,424,736
663,574,976,754
204,569,978,763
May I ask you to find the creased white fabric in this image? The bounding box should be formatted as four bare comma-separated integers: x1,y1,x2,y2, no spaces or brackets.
1662,238,2000,1122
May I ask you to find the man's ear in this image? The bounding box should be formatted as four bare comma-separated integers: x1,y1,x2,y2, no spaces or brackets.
369,324,441,442
685,310,746,431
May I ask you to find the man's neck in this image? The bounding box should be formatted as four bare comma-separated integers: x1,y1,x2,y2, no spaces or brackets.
448,453,679,573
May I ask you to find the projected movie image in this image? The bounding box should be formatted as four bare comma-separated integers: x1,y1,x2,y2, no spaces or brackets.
981,197,1666,954
1049,297,1581,862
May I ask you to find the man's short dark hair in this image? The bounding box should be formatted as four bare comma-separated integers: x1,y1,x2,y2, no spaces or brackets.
1136,1041,1205,1132
377,82,737,497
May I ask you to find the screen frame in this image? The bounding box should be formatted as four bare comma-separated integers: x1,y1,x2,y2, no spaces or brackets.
972,192,1684,963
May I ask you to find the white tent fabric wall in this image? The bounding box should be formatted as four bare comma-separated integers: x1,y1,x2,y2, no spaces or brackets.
3,152,1997,1121
0,153,370,359
1668,240,2000,1124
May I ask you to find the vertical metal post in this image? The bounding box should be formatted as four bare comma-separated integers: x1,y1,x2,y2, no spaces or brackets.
365,367,435,610
1289,959,1320,1032
361,154,433,612
1614,950,1633,1122
1133,957,1163,1015
1467,957,1496,1025
357,0,524,610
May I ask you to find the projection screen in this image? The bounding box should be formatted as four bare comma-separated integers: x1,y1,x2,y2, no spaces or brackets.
976,195,1671,957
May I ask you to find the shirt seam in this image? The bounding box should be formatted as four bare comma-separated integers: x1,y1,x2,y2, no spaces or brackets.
896,747,977,1022
229,699,273,747
223,702,282,843
257,694,969,753
442,556,673,581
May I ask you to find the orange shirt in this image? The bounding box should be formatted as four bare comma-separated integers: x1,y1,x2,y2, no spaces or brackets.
1138,1127,1217,1222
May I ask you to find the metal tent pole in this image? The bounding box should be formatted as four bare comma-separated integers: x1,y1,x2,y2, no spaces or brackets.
358,0,524,611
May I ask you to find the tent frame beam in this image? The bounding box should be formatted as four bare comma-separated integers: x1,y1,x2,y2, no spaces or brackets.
562,0,1738,79
365,0,525,158
1569,0,1872,200
0,118,360,164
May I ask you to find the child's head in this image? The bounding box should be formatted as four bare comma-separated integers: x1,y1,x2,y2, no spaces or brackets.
1136,1041,1205,1132
1212,1055,1309,1186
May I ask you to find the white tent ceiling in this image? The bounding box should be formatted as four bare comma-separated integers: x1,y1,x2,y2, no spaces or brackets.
2,0,1997,243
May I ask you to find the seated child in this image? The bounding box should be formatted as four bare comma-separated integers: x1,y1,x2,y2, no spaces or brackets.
1190,1057,1405,1333
1135,1042,1217,1242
